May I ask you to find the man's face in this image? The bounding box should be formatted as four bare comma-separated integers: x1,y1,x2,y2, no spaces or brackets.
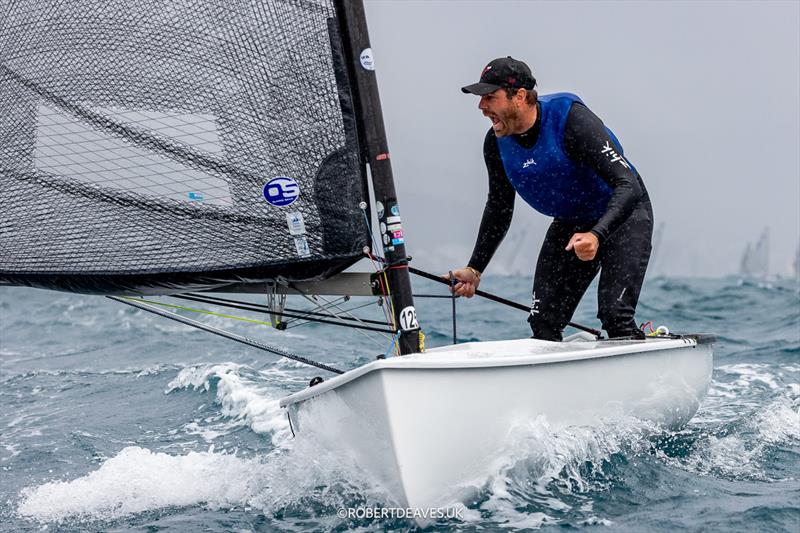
478,89,520,137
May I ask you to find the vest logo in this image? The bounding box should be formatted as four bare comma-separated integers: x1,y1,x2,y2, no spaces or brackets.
600,140,631,169
530,291,540,316
263,177,300,207
522,158,537,169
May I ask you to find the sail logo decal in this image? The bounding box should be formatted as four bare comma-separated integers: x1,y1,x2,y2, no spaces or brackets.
522,158,536,169
360,48,374,70
263,177,300,207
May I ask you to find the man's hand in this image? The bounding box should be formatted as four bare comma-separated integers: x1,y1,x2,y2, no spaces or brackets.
566,232,599,261
443,267,481,298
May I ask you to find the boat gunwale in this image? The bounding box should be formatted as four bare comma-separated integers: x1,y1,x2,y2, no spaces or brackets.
280,336,711,407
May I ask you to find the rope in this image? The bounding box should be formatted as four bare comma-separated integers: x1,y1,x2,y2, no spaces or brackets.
408,266,603,339
449,270,457,344
360,208,397,353
382,330,400,359
128,297,277,326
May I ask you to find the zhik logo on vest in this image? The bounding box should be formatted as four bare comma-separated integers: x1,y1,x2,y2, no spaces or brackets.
600,141,630,169
522,158,537,169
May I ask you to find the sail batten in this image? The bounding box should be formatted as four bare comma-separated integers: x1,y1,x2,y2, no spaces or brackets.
0,0,369,294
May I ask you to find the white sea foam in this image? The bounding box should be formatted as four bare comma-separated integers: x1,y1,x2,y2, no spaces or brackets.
717,363,781,390
671,387,799,480
183,421,228,443
18,436,391,525
2,442,20,461
166,363,291,445
753,395,800,444
18,446,262,521
470,415,650,528
578,516,614,526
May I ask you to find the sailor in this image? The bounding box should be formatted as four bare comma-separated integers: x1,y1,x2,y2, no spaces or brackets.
450,57,653,340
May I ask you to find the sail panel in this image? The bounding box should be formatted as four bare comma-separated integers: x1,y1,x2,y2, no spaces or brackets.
0,0,368,294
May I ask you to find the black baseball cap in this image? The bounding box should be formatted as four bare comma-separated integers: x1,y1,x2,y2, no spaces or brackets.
461,57,537,95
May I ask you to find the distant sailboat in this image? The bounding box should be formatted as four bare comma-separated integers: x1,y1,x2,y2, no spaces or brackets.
739,227,770,279
497,223,534,276
492,209,547,277
649,222,665,277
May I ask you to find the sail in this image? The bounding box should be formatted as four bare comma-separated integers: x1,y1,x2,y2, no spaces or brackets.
0,0,369,295
739,244,754,277
794,242,800,279
739,227,769,279
649,222,665,277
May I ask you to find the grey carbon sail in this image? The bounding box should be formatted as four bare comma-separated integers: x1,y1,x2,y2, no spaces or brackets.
0,0,368,294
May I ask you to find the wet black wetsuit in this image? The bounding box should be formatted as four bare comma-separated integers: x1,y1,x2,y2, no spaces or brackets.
467,100,653,340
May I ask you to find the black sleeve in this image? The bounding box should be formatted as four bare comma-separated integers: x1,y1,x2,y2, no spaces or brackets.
563,102,644,242
467,130,516,273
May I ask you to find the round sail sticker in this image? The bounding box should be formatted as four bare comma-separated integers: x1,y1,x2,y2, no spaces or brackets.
263,177,300,207
398,306,419,331
360,48,374,70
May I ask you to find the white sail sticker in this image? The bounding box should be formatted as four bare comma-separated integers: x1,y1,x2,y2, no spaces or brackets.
360,48,374,70
286,211,306,235
398,306,418,331
294,236,311,257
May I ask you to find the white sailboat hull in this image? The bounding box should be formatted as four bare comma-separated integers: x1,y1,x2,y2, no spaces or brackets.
280,337,713,511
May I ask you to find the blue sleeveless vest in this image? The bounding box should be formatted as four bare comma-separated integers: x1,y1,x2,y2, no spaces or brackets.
496,92,630,222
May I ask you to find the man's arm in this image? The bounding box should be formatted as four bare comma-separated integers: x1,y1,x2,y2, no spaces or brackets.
467,130,516,272
563,102,644,243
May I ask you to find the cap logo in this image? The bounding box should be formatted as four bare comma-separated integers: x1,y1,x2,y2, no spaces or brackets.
508,77,516,85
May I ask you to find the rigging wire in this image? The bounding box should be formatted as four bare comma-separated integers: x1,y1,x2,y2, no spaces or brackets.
153,294,392,334
172,294,393,351
284,299,382,330
360,206,400,354
108,296,344,375
288,290,392,348
281,295,350,327
365,249,394,328
373,253,399,354
180,293,390,326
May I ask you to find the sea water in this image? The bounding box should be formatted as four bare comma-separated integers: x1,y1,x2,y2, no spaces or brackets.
1,276,798,532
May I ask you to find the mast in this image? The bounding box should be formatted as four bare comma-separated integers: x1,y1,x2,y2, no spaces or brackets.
334,0,420,354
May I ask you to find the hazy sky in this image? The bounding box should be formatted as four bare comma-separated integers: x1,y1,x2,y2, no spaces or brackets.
362,0,800,277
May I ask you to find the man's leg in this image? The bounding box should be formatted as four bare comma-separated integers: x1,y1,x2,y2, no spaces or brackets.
597,203,654,338
529,220,600,341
